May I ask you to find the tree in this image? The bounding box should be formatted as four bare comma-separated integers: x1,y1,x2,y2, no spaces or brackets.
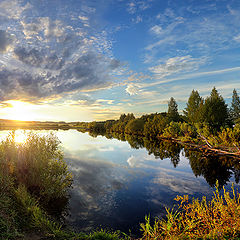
202,87,229,131
184,90,202,123
167,97,179,122
230,89,240,123
143,114,168,138
125,118,145,135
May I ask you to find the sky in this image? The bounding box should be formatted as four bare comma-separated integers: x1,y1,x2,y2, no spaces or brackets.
0,0,240,121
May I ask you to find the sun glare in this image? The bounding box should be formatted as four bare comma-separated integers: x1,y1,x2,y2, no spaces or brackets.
2,100,39,121
14,131,28,144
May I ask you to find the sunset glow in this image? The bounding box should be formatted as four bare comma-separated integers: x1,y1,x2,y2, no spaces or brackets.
1,101,40,121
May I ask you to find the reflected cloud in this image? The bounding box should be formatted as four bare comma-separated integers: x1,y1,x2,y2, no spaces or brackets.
151,171,210,195
127,154,157,168
66,156,126,229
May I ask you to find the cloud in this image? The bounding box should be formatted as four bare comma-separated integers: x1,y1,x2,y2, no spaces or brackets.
234,34,240,42
0,30,14,53
66,155,125,227
132,15,143,23
145,4,240,62
150,171,210,195
149,55,207,79
142,66,240,88
150,25,163,35
0,0,125,103
126,0,152,14
21,17,65,40
0,0,31,20
125,83,139,95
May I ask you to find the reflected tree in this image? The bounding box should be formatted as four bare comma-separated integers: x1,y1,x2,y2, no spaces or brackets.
125,134,144,149
143,138,181,167
184,147,233,188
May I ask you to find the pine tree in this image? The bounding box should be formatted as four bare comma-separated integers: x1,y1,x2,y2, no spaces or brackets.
168,97,179,122
184,90,202,123
202,87,229,130
230,89,240,123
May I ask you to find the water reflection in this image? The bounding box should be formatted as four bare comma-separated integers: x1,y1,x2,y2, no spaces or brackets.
117,133,240,188
66,156,126,231
0,129,239,235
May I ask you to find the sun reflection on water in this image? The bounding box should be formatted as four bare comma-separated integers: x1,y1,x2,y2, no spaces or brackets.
13,130,28,144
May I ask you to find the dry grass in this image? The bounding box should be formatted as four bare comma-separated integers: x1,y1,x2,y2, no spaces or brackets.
140,182,240,240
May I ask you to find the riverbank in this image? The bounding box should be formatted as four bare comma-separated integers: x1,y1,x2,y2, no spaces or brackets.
1,132,240,240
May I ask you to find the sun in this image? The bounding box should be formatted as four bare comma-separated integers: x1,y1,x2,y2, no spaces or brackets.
1,100,40,121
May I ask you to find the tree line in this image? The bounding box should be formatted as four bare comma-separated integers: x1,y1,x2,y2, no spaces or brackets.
87,87,240,152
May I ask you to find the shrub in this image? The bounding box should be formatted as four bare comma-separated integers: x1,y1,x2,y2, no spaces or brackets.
140,182,240,239
162,122,181,138
0,132,72,206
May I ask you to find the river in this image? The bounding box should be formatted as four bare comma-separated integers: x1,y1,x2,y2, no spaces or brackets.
0,129,239,236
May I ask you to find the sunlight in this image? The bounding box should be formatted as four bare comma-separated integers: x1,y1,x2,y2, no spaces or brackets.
2,100,40,121
14,131,28,144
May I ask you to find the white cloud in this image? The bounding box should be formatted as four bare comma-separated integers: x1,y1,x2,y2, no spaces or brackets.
234,34,240,42
151,172,210,195
143,66,240,88
125,83,139,95
0,0,31,20
79,16,89,21
127,0,152,15
150,25,163,35
149,55,207,79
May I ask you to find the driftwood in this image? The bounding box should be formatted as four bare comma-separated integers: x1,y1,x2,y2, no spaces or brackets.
197,132,213,148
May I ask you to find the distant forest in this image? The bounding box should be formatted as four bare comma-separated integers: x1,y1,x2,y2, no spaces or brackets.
85,87,240,153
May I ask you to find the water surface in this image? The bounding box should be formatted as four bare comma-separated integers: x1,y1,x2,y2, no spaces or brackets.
0,129,239,235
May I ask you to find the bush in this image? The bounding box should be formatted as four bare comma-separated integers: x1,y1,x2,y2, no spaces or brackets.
162,122,181,138
0,132,72,205
140,182,240,239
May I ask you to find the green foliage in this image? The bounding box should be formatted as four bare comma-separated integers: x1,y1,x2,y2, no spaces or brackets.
0,132,74,239
104,120,116,132
178,122,197,141
140,183,240,240
0,174,21,240
143,114,168,138
202,87,229,131
184,89,203,123
109,113,135,134
230,89,240,123
167,97,180,122
125,118,145,135
216,125,240,150
88,229,125,240
162,122,181,138
0,132,72,204
88,121,106,134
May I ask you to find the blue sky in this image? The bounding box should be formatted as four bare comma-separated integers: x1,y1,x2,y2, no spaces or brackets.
0,0,240,121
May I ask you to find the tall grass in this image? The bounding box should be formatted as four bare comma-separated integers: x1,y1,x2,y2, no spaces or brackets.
140,182,240,240
0,132,72,204
0,132,73,239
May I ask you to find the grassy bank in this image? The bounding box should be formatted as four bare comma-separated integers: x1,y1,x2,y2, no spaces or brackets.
1,132,240,240
140,183,240,239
